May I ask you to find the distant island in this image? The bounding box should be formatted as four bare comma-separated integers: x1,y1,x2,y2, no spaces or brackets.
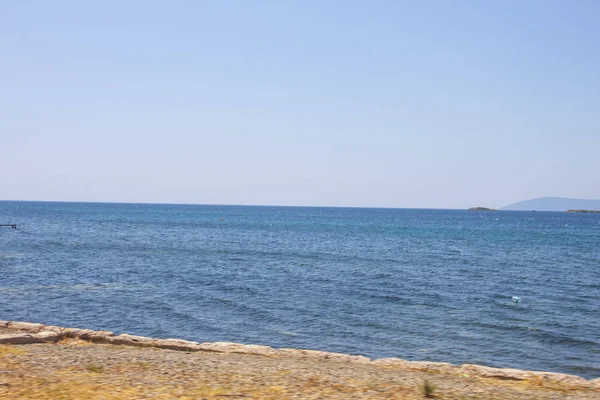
469,207,496,211
566,209,600,213
501,197,600,212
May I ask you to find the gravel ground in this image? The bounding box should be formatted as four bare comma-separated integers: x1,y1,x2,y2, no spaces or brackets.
0,338,596,400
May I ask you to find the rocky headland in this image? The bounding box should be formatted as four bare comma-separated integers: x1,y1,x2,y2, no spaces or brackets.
1,320,598,399
566,209,600,213
468,207,496,211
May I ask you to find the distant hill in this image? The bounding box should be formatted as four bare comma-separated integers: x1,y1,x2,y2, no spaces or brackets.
501,197,600,212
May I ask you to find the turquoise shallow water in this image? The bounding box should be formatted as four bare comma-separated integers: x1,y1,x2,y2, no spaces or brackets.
1,201,599,378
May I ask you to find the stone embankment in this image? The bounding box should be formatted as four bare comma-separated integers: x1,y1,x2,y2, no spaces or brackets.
2,320,598,389
1,320,599,399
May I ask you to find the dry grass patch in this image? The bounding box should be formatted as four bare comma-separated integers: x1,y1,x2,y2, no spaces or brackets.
85,364,104,373
0,345,28,357
420,379,437,398
0,368,241,400
57,337,93,346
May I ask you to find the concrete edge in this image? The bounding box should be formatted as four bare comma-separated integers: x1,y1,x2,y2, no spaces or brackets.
0,320,597,390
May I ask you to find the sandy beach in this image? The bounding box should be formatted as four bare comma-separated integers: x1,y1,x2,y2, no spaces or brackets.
1,321,598,399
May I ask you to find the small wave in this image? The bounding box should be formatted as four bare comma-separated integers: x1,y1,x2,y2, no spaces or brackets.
0,252,28,259
36,283,156,293
468,321,526,333
527,328,599,348
216,298,234,306
0,287,23,295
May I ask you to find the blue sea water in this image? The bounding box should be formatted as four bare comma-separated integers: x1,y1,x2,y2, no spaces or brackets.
1,201,599,378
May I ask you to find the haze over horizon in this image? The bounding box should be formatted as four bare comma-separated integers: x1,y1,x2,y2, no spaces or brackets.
2,1,599,209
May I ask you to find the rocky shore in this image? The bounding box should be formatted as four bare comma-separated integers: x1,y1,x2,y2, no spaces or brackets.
1,320,598,399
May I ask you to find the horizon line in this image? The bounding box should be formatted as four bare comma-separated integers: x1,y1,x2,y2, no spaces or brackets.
0,198,501,211
0,198,573,211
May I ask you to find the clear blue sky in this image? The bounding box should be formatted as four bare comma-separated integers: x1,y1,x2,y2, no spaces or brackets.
1,1,599,208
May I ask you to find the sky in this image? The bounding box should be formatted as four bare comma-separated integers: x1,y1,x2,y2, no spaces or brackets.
1,1,599,209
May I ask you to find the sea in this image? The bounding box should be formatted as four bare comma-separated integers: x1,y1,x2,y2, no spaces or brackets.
1,201,598,378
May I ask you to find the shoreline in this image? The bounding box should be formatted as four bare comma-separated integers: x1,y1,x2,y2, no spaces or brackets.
1,320,598,390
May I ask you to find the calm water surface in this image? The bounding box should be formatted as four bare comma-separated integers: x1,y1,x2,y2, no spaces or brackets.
1,201,598,378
